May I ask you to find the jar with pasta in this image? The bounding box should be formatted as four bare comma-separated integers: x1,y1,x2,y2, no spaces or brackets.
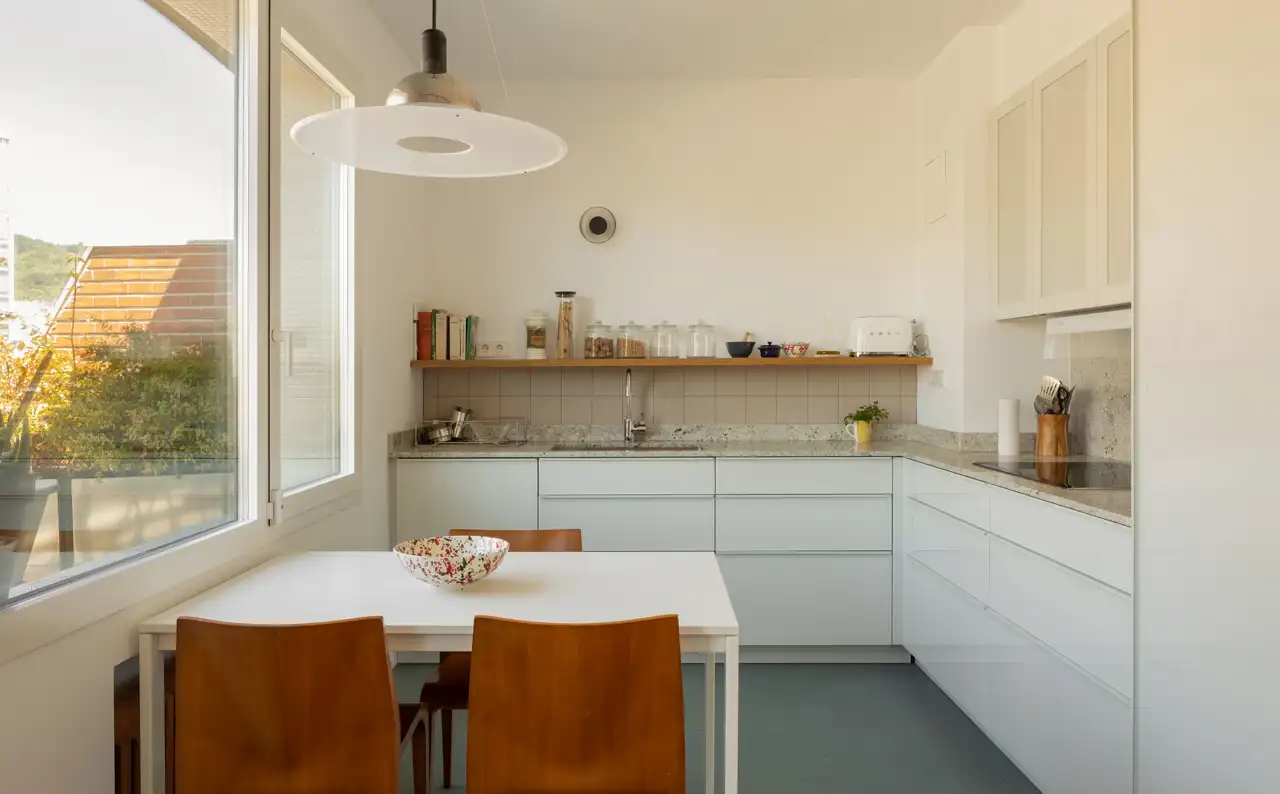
554,291,576,359
616,321,649,359
584,322,615,359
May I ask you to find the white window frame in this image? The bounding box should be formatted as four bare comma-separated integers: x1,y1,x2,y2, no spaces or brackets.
0,0,274,663
267,23,359,525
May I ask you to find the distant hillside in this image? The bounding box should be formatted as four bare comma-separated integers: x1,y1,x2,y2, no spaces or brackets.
15,234,82,303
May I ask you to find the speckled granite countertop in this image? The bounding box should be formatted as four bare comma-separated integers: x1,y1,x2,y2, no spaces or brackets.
396,440,1131,526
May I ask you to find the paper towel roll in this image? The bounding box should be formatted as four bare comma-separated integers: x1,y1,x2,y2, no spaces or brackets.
998,399,1021,457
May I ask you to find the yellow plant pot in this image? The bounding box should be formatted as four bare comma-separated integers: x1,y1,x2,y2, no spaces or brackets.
845,420,873,444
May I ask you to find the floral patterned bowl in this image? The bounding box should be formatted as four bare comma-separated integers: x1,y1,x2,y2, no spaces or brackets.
782,342,810,358
394,536,510,588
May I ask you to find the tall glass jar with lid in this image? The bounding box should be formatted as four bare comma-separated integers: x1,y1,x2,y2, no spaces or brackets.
616,321,649,359
688,321,717,359
651,321,680,358
584,322,615,359
554,291,576,359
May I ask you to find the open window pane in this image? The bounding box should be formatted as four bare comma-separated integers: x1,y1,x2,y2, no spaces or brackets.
0,0,244,605
278,42,349,493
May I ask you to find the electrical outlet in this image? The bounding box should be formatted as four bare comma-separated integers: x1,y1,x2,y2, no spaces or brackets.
927,369,946,388
477,341,513,359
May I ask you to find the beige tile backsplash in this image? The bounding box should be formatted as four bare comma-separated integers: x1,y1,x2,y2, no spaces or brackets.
424,366,919,426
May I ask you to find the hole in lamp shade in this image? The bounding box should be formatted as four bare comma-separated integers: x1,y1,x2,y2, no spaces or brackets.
589,216,609,235
397,136,472,154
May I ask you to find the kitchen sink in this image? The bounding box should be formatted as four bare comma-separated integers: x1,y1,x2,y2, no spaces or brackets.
549,443,703,453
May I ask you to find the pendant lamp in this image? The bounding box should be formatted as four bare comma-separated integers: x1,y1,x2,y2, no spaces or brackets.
291,0,566,178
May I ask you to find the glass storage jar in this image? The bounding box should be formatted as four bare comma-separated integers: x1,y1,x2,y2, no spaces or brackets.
616,321,649,359
688,322,717,359
555,291,576,359
651,321,680,358
584,322,615,359
524,311,549,360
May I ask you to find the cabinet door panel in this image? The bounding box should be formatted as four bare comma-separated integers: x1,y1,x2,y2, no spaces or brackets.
988,537,1133,698
395,460,538,543
717,553,892,646
906,500,990,604
904,557,991,730
1098,16,1133,305
716,496,891,552
539,459,715,496
538,496,714,551
904,460,990,530
986,610,1133,794
715,458,893,495
1036,42,1098,313
991,87,1037,319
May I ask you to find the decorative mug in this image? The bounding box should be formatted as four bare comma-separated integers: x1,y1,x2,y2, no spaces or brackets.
844,420,873,445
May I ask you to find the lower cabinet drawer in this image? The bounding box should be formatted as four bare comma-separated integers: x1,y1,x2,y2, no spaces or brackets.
716,552,892,646
988,537,1133,698
904,557,991,729
906,499,990,604
715,496,891,552
986,609,1133,794
538,496,714,551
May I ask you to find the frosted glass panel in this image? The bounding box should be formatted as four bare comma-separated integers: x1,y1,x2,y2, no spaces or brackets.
1039,63,1090,299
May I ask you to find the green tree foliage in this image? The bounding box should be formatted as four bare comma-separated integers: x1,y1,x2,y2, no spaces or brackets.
14,234,81,302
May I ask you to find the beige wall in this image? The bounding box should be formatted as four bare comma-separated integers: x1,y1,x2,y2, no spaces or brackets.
424,365,920,427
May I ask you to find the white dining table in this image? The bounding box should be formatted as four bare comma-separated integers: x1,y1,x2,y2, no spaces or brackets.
137,550,740,794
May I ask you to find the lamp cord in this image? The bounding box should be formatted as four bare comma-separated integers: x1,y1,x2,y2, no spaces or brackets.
431,0,436,30
479,0,514,116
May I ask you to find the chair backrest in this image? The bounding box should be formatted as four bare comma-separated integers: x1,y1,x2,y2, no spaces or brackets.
466,614,686,794
175,616,399,794
450,528,583,552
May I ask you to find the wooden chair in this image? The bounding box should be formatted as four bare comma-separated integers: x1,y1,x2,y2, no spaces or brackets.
175,616,412,794
466,614,686,794
417,528,582,789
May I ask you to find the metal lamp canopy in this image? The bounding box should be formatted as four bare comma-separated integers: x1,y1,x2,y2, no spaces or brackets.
290,0,566,178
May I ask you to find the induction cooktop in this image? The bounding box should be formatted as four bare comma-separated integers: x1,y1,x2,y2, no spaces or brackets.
974,459,1131,490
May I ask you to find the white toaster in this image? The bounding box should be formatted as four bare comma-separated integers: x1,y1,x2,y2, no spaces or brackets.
850,316,914,357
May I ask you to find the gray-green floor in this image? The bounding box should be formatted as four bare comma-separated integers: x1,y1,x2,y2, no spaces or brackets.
393,662,1039,794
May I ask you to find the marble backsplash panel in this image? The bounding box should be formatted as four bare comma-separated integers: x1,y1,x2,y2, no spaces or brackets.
1066,329,1132,461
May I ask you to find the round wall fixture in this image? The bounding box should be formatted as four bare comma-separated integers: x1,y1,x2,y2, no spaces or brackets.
580,207,616,243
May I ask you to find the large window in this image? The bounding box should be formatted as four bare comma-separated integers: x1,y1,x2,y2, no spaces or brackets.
0,0,253,605
276,35,353,497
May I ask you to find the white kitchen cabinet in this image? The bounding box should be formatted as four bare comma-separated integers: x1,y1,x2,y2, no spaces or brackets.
539,458,714,496
904,556,992,730
991,86,1037,320
715,458,893,495
1034,40,1099,314
904,460,991,530
1097,14,1134,306
718,553,892,646
394,459,538,543
988,536,1133,698
538,495,715,551
990,16,1133,318
716,495,891,552
985,608,1133,794
906,499,990,604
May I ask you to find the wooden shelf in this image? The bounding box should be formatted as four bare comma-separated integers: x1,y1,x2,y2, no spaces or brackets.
411,356,933,370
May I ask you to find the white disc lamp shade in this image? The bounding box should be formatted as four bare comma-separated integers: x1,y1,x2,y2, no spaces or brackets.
290,22,566,178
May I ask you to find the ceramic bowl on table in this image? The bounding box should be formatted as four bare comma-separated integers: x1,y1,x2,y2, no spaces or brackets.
782,342,810,358
394,536,509,588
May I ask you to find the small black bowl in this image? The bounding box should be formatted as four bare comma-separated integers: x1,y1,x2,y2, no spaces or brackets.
726,341,756,358
759,342,781,358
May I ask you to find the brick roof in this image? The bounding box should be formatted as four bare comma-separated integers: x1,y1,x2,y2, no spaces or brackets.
51,243,230,351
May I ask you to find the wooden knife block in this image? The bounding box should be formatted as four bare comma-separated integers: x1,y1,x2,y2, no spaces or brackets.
1035,414,1070,486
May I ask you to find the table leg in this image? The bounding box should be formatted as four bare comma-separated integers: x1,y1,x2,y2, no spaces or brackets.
723,635,739,794
140,634,165,794
704,649,716,794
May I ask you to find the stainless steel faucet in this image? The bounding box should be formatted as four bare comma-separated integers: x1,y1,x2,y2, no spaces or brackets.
624,368,647,445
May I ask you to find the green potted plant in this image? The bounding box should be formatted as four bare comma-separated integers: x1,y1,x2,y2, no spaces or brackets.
844,401,890,445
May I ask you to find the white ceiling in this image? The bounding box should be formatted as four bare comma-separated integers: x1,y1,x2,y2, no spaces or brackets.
368,0,1024,83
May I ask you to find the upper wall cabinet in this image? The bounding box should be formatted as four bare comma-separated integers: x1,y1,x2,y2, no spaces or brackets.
991,15,1133,320
1097,17,1134,307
